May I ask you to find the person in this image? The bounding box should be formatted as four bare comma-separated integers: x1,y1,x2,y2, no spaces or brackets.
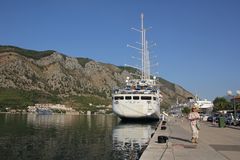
188,104,200,143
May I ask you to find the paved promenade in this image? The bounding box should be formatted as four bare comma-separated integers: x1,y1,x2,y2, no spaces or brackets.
140,117,240,160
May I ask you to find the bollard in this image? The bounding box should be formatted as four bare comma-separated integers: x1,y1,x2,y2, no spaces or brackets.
161,126,167,130
151,133,154,138
162,121,167,125
158,136,168,143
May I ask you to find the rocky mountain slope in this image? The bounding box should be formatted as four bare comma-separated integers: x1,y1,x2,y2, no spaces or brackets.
0,45,193,111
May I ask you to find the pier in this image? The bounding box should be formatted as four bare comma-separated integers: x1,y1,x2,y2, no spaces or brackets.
140,117,240,160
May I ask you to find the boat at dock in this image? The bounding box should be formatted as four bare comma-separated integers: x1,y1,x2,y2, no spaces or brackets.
112,14,162,120
188,95,214,113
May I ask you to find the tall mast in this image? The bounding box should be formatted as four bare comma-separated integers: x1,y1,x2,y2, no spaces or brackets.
128,13,151,80
145,41,150,79
141,13,150,80
141,13,144,79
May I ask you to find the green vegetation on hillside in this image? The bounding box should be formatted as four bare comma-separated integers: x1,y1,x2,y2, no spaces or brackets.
77,57,93,67
0,88,111,112
118,66,139,73
0,88,62,111
157,77,175,91
0,45,55,60
66,95,111,112
118,66,141,79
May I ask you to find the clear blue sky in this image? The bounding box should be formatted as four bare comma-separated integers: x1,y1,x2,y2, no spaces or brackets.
1,0,240,101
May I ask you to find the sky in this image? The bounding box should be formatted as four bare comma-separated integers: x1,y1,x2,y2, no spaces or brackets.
0,0,240,101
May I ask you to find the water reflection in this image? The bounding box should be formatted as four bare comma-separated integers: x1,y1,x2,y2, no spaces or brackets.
0,114,157,160
0,114,119,160
26,114,78,128
112,121,157,160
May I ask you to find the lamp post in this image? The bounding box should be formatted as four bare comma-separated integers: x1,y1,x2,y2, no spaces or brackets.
227,90,240,125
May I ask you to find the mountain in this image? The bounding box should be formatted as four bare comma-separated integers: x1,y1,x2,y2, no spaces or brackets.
0,45,193,111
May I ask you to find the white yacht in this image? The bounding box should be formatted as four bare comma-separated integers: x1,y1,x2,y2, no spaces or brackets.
188,95,214,113
196,99,214,109
112,14,162,120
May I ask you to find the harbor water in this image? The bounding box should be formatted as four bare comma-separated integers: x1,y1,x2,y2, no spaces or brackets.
0,114,158,160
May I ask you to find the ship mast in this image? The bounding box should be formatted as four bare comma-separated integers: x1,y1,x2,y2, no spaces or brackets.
141,13,145,79
141,13,150,80
128,13,151,80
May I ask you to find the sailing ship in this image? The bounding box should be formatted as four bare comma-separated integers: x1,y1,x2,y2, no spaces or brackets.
112,14,162,120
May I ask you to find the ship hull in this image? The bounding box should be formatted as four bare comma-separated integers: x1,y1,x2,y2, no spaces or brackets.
112,94,160,120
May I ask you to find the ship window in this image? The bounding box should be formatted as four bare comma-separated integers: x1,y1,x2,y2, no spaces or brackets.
133,96,139,100
141,96,152,100
125,96,132,100
153,97,157,100
114,96,124,100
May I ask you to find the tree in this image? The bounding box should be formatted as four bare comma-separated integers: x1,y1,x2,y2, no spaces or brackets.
213,97,231,111
182,107,190,115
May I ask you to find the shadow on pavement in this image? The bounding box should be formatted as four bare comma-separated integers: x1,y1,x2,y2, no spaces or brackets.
169,136,191,143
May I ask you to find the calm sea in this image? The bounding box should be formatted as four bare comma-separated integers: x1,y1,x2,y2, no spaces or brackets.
0,114,158,160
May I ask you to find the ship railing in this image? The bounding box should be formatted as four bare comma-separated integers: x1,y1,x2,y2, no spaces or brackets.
113,88,158,95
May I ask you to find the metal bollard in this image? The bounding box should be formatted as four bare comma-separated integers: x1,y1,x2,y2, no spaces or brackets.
158,136,168,143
